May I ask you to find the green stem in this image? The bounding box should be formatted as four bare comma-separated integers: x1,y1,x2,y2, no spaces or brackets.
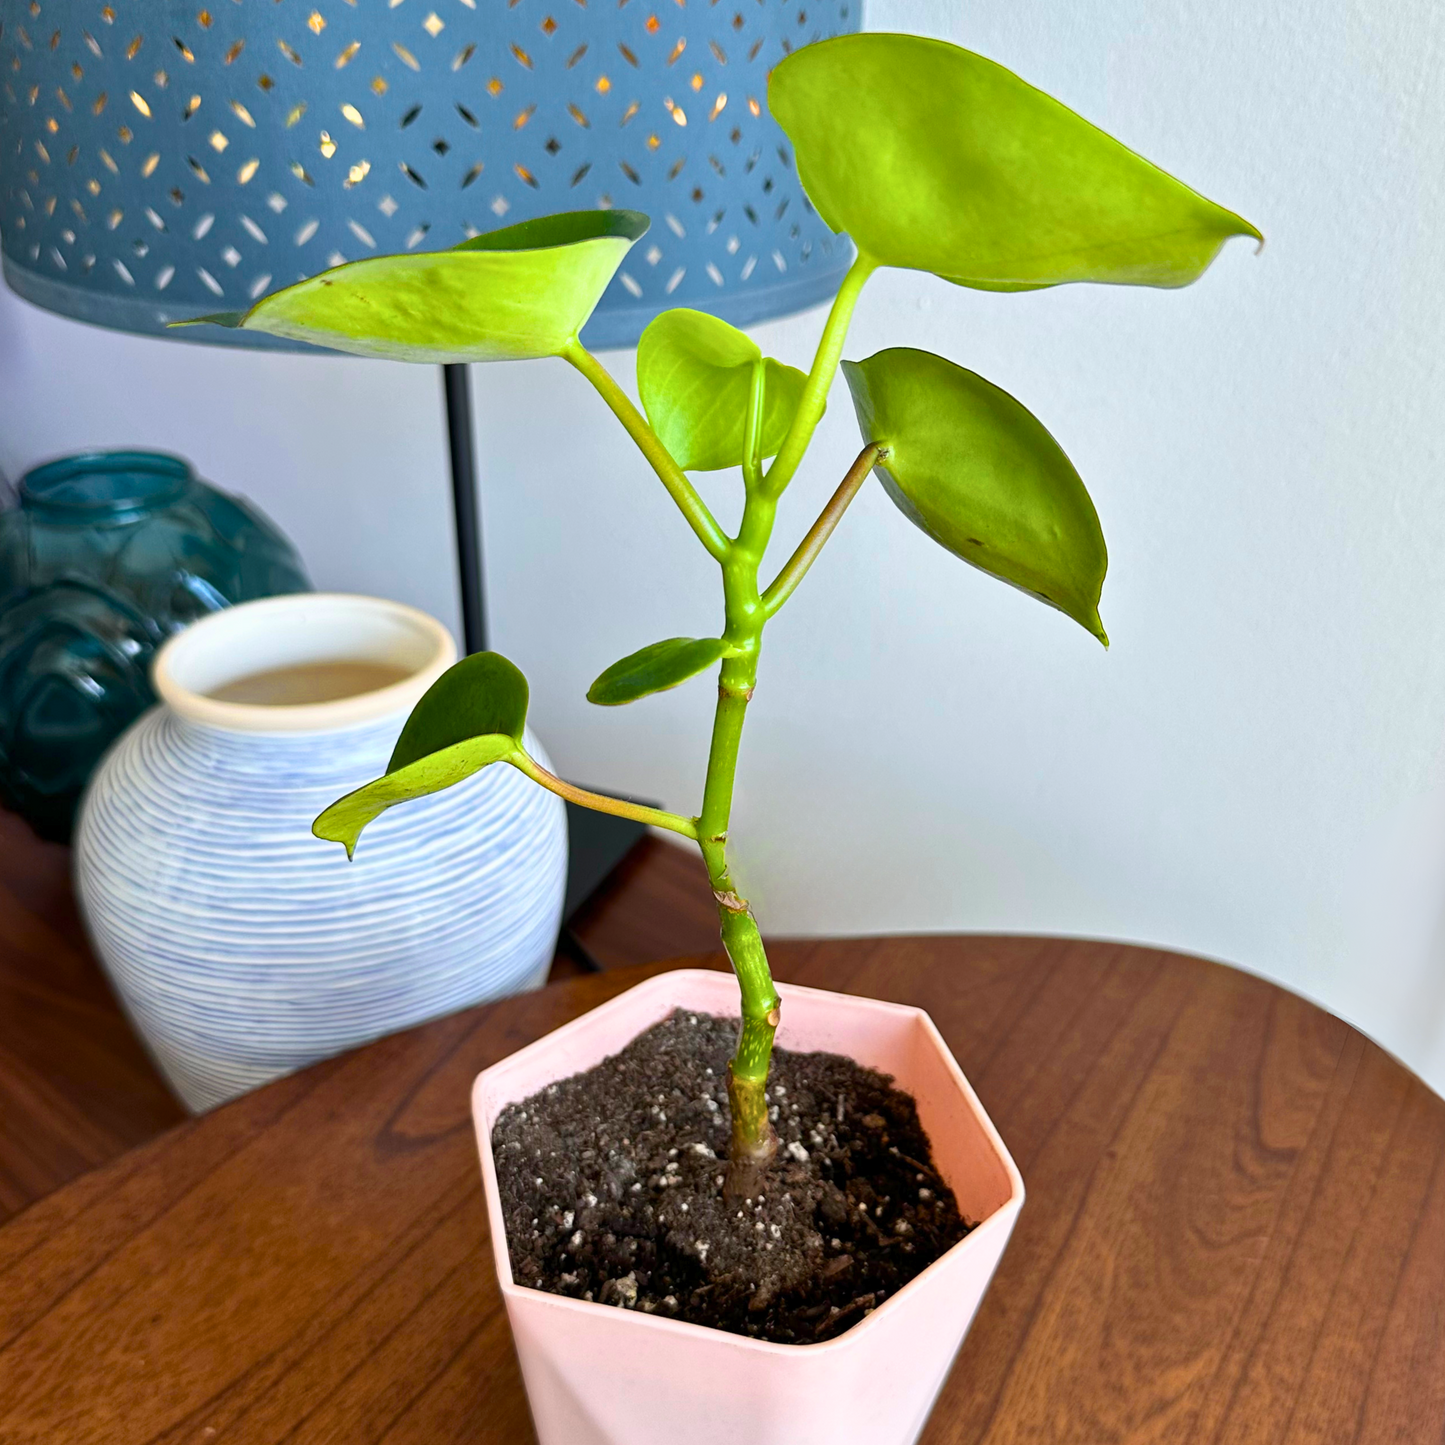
741,357,766,497
562,338,731,563
760,443,883,617
699,655,781,1197
697,382,786,1190
760,252,878,500
562,258,876,1194
508,750,699,841
682,261,880,1193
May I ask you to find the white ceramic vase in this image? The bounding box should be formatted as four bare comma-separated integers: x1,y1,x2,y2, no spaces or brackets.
76,593,568,1112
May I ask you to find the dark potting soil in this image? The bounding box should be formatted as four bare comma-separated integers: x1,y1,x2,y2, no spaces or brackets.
492,1009,973,1344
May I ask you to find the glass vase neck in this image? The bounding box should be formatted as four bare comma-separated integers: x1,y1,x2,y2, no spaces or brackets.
19,451,193,523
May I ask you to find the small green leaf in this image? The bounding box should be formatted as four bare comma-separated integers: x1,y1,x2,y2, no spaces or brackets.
388,651,528,769
637,309,811,472
587,636,726,706
770,34,1260,291
313,734,517,859
843,347,1108,643
312,651,531,856
176,210,649,361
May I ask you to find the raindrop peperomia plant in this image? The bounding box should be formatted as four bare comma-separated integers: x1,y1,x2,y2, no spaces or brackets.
186,34,1259,1199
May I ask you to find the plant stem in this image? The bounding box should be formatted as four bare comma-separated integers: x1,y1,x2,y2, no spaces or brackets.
741,357,766,495
691,354,784,1196
760,443,884,617
683,262,878,1195
508,750,699,841
562,339,731,563
698,653,780,1199
760,252,878,500
559,267,877,1194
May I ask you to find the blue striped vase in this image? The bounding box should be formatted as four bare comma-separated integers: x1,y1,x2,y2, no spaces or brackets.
74,593,567,1112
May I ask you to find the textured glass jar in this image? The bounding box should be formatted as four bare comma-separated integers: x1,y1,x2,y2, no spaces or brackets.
0,450,310,839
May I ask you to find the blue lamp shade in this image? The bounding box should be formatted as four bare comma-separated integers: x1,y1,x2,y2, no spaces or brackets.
0,0,859,350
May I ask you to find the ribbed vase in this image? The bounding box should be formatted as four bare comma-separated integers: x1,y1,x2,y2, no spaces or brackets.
74,594,567,1112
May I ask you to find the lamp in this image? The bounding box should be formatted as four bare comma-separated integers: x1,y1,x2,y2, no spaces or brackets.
0,0,859,920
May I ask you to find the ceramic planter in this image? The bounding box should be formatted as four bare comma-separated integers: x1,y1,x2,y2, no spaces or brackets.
472,968,1025,1445
77,592,567,1111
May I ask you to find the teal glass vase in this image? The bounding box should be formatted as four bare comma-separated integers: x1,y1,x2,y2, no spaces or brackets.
0,451,310,840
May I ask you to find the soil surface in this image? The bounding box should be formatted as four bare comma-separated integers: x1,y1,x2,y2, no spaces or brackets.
492,1009,973,1344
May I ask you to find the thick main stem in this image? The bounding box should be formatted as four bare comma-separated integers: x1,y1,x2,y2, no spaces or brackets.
697,357,785,1197
692,261,878,1197
570,256,877,1197
699,653,780,1199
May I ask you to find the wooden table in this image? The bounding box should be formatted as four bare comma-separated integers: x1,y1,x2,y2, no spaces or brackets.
0,804,719,1223
3,935,1443,1444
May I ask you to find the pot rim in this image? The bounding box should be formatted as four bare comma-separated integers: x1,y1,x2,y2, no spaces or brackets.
472,967,1026,1357
153,592,455,735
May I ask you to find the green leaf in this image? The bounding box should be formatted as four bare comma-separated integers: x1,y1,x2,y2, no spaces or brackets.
388,651,528,769
313,734,517,860
843,347,1108,643
636,309,811,472
312,651,530,857
587,636,726,706
175,311,245,328
770,34,1260,291
175,210,649,361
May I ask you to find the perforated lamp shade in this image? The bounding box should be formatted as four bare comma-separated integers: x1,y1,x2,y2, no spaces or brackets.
0,0,861,906
0,0,858,350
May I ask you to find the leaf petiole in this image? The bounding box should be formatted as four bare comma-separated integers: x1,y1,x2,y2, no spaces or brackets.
506,748,700,841
761,442,884,617
741,357,766,497
760,252,878,500
562,338,731,563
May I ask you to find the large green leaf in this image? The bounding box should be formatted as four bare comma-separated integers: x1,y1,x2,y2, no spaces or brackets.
770,34,1260,291
588,636,726,706
636,310,811,471
178,210,648,361
313,651,530,857
843,348,1108,642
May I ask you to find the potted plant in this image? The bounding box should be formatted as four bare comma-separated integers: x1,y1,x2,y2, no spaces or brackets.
188,31,1257,1445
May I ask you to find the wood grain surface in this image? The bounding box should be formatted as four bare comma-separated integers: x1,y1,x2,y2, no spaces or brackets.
0,810,185,1219
3,935,1443,1444
0,808,716,1224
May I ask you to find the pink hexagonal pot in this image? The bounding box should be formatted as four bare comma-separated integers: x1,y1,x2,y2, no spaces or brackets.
471,969,1025,1445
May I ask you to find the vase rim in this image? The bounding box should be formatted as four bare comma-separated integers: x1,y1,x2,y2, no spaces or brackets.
20,450,194,517
153,593,456,734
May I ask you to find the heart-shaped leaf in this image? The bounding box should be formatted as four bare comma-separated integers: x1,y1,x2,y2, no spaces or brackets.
313,651,530,856
386,651,528,770
588,636,726,706
771,34,1260,291
312,734,518,859
177,210,649,361
843,348,1108,642
637,310,811,472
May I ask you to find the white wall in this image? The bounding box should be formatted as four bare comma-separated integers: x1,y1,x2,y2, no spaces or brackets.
7,0,1445,1092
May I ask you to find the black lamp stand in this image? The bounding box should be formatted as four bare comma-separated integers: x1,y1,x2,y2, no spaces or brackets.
440,364,649,966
